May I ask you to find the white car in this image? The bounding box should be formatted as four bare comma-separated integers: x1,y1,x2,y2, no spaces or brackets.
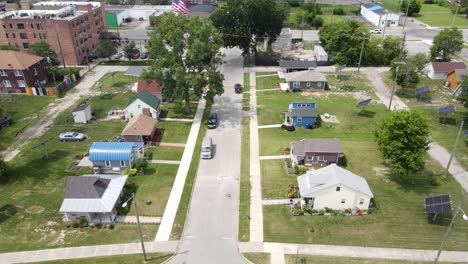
370,29,382,34
59,132,86,142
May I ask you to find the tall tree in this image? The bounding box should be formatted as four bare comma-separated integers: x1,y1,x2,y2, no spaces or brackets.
211,0,288,56
145,13,224,113
430,27,464,61
456,74,468,107
96,40,117,60
390,52,428,87
29,41,60,66
401,0,422,17
123,41,139,62
374,110,430,176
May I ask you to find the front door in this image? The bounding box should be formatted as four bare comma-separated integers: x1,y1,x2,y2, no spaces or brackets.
304,197,315,207
292,82,300,89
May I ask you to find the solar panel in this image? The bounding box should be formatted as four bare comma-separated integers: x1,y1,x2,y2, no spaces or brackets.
356,98,372,107
437,105,455,115
424,194,452,214
415,86,430,95
335,65,346,73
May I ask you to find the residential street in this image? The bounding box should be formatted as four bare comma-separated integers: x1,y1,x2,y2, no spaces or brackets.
167,48,246,263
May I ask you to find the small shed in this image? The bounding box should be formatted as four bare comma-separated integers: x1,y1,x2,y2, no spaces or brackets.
314,45,329,66
278,60,317,73
72,104,92,124
425,62,466,80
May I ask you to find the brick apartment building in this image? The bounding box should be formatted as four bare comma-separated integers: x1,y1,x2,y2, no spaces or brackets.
0,50,47,94
0,1,107,65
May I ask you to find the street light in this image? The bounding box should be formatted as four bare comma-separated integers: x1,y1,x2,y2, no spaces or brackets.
434,204,468,264
357,35,369,72
388,61,406,110
122,193,147,262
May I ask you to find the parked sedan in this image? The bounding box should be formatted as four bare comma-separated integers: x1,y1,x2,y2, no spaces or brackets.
132,51,141,59
139,52,148,59
113,53,123,59
234,83,243,93
207,113,218,129
59,132,86,142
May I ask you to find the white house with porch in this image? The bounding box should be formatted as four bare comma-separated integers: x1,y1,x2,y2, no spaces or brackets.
297,164,373,210
59,174,128,223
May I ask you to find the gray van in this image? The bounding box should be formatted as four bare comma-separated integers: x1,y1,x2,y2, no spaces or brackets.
201,136,213,159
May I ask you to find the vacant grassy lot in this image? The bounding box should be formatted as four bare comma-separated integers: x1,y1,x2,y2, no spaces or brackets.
261,159,294,199
242,253,270,264
417,13,468,27
96,71,134,94
0,95,186,252
239,117,250,241
38,253,173,264
0,95,55,151
256,72,284,90
285,255,457,264
146,146,184,161
160,102,197,119
89,92,135,119
156,121,192,144
326,71,377,95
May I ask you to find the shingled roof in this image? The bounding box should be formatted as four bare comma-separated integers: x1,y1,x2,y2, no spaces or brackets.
121,114,157,136
291,138,341,155
0,50,43,70
125,90,161,110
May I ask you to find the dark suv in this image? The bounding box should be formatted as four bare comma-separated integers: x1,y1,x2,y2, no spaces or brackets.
207,113,218,129
234,83,243,93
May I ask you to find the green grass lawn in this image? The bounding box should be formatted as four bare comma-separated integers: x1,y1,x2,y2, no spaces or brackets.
256,72,283,90
321,4,360,14
326,71,378,95
156,121,192,144
261,159,296,199
239,117,250,242
285,255,457,264
89,92,135,119
243,73,250,111
416,13,468,27
170,103,210,240
242,253,270,264
0,95,56,151
317,14,348,25
0,94,184,252
96,71,134,94
37,253,173,264
145,146,184,161
160,102,197,119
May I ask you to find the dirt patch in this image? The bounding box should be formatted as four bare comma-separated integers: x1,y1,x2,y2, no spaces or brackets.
11,190,32,200
25,206,45,214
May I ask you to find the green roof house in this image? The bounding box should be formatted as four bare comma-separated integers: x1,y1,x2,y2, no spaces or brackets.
124,90,161,120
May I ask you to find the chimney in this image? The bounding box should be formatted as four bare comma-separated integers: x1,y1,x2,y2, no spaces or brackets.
20,0,32,10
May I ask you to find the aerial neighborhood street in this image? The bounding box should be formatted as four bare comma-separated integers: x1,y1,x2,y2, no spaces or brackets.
0,0,468,263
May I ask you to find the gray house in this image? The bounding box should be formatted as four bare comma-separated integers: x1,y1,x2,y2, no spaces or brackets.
283,69,328,91
59,174,128,223
279,60,317,73
89,142,145,173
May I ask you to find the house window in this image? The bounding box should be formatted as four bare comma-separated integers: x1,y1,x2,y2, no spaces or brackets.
19,33,27,39
12,33,16,39
307,82,311,87
336,186,341,192
341,199,346,204
33,33,36,38
22,43,29,49
318,156,324,161
0,70,7,76
34,68,37,76
105,160,111,167
14,70,22,77
297,117,302,122
3,80,11,87
17,80,26,87
120,160,126,167
138,104,141,108
5,33,8,38
317,82,322,88
359,198,365,205
17,23,25,30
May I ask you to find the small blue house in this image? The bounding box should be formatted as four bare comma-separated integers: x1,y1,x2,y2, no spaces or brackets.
89,142,145,174
285,102,317,128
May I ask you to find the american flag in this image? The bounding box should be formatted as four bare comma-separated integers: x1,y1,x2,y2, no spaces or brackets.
172,0,189,14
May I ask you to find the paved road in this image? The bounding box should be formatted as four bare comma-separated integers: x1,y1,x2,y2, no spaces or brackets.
167,48,246,263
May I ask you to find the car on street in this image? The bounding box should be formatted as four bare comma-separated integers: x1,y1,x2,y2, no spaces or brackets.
201,136,213,159
369,29,382,34
113,53,123,59
132,51,141,59
59,132,86,142
139,52,148,59
207,113,218,129
0,116,12,129
234,83,243,93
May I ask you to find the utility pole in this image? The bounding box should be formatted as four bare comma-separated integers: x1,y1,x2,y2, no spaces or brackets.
56,32,66,68
388,62,405,110
403,0,411,28
451,1,460,27
357,35,369,72
446,120,464,174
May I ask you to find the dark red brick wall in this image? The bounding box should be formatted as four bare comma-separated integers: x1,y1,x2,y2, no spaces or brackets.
0,60,47,93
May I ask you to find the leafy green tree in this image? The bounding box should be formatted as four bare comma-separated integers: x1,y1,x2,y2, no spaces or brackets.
145,13,224,114
123,41,139,62
211,0,288,56
456,74,468,107
430,27,463,61
401,0,422,16
390,52,428,87
29,41,60,66
311,17,324,29
374,110,430,176
302,1,322,14
95,40,117,60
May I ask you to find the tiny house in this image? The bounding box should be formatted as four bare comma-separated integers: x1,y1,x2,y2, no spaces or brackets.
285,101,317,128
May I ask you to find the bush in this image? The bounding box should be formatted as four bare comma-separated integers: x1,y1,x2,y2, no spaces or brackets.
291,207,303,215
285,158,292,169
109,223,115,230
79,218,88,228
333,7,345,15
431,175,442,186
123,168,138,176
95,223,102,229
72,221,80,228
134,158,148,171
315,115,322,128
337,154,348,167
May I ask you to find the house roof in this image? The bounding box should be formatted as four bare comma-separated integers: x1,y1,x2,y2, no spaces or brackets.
297,164,374,197
121,114,157,136
125,90,161,110
125,66,149,76
89,142,144,161
291,138,341,155
431,62,466,73
0,50,43,70
279,60,317,69
284,70,327,82
137,80,163,95
362,3,396,16
59,174,128,213
286,108,317,118
72,104,89,113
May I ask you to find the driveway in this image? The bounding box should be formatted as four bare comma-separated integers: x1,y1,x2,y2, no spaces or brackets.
167,48,246,263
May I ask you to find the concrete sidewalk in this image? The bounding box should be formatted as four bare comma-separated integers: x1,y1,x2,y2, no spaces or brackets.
160,118,194,122
115,216,161,224
148,160,181,165
155,99,206,241
259,155,289,160
0,241,178,264
249,71,264,242
238,242,468,263
258,124,282,129
262,199,299,205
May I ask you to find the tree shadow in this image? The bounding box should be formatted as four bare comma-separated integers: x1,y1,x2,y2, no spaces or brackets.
357,110,376,118
388,167,441,195
439,117,457,125
426,213,453,226
339,85,355,91
0,204,22,224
